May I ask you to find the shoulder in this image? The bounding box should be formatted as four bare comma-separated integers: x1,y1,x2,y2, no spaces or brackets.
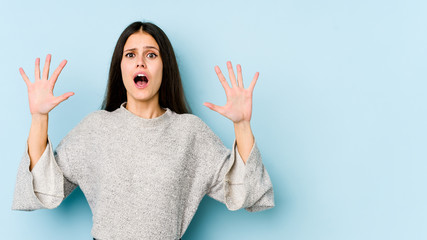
171,112,211,131
64,109,115,138
170,112,221,143
76,110,111,128
56,110,110,149
170,112,228,159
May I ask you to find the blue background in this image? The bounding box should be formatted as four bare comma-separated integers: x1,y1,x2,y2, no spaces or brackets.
1,0,427,239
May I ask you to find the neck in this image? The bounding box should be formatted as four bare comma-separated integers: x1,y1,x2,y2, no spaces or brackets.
125,99,165,119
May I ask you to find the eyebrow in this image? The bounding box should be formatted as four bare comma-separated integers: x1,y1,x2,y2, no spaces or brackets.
124,46,159,52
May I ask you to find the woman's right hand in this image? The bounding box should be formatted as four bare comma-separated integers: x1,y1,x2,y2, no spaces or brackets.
19,54,74,116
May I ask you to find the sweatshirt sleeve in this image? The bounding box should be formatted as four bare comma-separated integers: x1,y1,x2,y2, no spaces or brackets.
194,119,274,212
11,137,77,211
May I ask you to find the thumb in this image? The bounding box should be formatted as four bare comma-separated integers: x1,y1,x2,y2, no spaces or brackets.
54,92,74,105
203,102,225,115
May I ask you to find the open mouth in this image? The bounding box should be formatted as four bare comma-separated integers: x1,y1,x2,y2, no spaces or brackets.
134,74,149,88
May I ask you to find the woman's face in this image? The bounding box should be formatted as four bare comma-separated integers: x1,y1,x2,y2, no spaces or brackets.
121,31,163,106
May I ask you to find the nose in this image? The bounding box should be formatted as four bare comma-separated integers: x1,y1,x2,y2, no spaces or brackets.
136,56,146,68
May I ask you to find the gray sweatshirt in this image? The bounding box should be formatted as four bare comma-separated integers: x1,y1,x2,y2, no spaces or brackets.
12,103,274,239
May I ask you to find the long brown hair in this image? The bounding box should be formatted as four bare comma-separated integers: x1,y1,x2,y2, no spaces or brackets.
101,21,190,114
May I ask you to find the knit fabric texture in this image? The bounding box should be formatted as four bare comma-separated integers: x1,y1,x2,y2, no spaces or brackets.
12,102,274,239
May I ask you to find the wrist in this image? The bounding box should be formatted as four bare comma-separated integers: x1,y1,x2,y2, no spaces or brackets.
31,113,49,121
233,120,254,163
234,120,251,129
233,120,253,141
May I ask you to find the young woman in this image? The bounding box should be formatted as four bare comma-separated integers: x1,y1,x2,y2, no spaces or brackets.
12,21,274,240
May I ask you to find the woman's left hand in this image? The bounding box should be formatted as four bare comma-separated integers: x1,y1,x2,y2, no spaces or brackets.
204,61,259,123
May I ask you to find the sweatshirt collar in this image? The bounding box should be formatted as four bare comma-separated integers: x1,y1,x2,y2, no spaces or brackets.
116,102,173,128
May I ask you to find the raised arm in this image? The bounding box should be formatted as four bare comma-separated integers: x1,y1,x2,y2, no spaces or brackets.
20,54,74,171
204,61,259,163
203,63,274,211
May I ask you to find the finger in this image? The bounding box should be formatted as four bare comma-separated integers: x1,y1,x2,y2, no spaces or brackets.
248,72,259,92
53,92,74,105
49,60,67,88
42,54,51,80
203,102,226,115
19,68,31,87
215,65,231,93
227,61,237,88
35,57,41,81
237,64,243,88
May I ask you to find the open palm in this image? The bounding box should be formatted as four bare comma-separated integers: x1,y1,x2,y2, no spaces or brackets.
20,54,74,115
204,61,259,123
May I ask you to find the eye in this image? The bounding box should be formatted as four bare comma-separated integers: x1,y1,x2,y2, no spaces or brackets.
125,52,135,58
147,52,158,59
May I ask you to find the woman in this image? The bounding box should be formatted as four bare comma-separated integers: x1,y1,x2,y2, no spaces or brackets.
12,21,274,240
